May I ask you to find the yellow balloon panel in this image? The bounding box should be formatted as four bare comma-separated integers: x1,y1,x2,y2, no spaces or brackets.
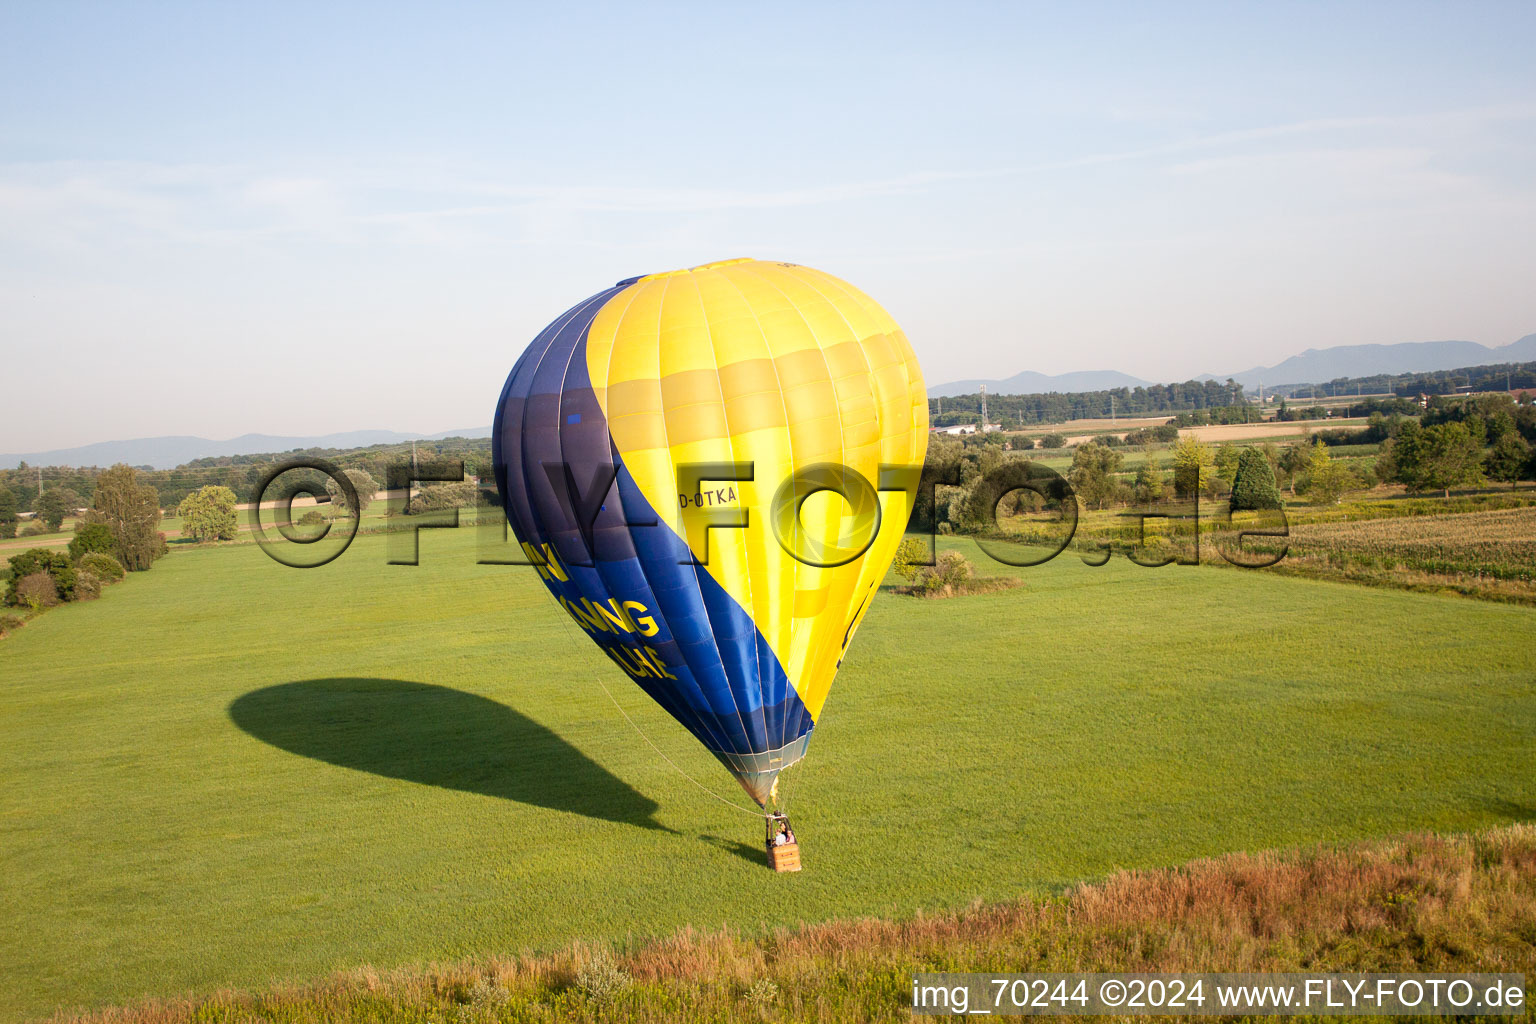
586,259,928,721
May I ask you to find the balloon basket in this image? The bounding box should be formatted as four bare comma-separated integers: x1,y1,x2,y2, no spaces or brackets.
767,842,801,873
764,811,801,872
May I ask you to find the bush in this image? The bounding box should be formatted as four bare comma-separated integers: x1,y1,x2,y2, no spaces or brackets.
69,522,115,562
1038,433,1067,449
19,520,50,537
913,550,975,595
77,552,125,582
15,573,60,610
299,509,326,526
407,480,481,514
1124,423,1181,445
574,947,630,1002
890,537,929,581
6,548,76,604
73,570,103,601
0,613,23,636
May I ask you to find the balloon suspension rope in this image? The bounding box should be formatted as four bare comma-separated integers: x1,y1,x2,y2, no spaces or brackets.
588,672,768,819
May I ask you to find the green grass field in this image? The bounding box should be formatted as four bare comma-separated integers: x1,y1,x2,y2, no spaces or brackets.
2,526,1533,1021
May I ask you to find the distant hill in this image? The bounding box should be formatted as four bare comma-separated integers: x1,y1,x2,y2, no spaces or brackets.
0,426,492,471
928,369,1149,398
1209,333,1536,388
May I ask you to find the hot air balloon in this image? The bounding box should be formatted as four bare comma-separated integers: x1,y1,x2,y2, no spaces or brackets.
492,258,928,813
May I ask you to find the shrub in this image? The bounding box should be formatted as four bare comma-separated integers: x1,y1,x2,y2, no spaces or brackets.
299,509,326,526
913,550,976,595
69,522,115,562
890,537,929,581
77,552,126,582
573,947,630,1002
15,573,60,610
19,520,50,537
1124,423,1181,445
407,480,481,514
6,548,76,604
745,978,780,1008
73,570,103,601
0,613,24,636
1038,433,1066,448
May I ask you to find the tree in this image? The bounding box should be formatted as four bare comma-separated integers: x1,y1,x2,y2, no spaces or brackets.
1277,442,1312,494
68,522,115,562
1134,455,1165,504
1301,439,1355,506
1214,443,1241,483
0,484,16,539
1037,433,1066,449
1229,447,1284,511
1067,442,1124,510
1486,432,1532,490
178,485,239,542
1418,422,1484,498
85,464,166,571
325,468,379,517
1169,436,1213,498
35,488,79,532
1384,420,1429,491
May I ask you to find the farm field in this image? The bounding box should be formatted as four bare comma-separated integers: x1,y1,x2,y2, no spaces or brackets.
999,491,1536,603
2,526,1533,1021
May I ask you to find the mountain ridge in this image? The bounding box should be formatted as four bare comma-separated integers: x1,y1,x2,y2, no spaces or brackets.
0,427,493,471
930,332,1536,397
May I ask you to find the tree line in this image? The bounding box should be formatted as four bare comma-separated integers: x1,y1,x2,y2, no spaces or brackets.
930,379,1247,428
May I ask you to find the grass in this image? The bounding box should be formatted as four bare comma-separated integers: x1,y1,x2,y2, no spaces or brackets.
45,824,1536,1023
1,527,1533,1021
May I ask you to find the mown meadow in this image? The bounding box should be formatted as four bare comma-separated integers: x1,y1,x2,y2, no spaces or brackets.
2,525,1533,1021
46,824,1536,1023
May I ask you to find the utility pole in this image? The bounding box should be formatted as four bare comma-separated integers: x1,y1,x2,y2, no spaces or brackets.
1109,393,1115,422
979,384,989,431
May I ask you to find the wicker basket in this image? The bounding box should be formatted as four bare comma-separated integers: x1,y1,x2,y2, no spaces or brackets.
768,842,801,872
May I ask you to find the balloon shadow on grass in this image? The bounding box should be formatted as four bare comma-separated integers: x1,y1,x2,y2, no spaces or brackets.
230,678,671,832
699,834,768,868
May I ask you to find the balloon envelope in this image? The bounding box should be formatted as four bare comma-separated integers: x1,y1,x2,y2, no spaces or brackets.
493,259,928,804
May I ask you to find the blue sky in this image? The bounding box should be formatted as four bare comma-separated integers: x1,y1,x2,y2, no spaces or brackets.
3,2,1534,450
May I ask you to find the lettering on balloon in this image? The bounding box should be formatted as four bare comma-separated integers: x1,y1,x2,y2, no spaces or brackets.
677,486,739,508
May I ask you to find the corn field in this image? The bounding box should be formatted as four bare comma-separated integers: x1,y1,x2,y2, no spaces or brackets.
995,499,1536,603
